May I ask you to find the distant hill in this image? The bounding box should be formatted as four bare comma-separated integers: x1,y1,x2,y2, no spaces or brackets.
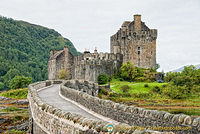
0,16,80,90
171,64,200,72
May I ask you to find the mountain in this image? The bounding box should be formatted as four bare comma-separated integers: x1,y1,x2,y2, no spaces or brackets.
0,16,80,90
171,64,200,72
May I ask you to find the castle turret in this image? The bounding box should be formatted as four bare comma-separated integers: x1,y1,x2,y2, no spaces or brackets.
134,14,141,31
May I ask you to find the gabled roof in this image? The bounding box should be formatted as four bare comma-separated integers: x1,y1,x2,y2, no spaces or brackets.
49,50,64,60
121,21,131,27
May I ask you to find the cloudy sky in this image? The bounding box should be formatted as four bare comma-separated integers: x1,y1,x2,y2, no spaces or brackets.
0,0,200,72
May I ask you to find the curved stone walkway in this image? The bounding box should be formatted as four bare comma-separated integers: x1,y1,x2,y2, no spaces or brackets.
38,85,99,120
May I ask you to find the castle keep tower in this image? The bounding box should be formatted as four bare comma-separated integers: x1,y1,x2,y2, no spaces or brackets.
110,14,157,69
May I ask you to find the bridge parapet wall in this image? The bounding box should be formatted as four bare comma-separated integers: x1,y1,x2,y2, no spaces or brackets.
29,80,164,134
61,80,200,133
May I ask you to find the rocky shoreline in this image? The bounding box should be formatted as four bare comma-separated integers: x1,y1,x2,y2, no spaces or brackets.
0,96,29,133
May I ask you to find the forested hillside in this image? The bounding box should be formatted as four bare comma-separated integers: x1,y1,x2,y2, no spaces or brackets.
0,16,80,90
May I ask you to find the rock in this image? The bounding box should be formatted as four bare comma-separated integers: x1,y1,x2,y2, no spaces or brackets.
0,96,11,101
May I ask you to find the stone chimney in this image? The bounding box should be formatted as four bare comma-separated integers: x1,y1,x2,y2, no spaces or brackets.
64,46,69,53
134,14,141,31
50,50,53,56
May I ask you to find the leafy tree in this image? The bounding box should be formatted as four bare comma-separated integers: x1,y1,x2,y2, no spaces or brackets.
58,69,68,79
9,76,32,89
160,65,200,99
98,74,109,84
0,82,4,91
120,62,138,81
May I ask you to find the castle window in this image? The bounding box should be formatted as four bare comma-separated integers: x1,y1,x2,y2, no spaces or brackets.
138,47,141,55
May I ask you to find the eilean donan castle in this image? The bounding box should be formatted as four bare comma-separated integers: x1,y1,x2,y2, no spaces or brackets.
48,14,157,82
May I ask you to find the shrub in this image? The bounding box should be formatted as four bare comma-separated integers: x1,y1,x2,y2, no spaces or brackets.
0,88,28,99
120,85,131,93
119,62,138,81
144,84,149,88
133,92,153,98
98,87,109,96
98,74,109,85
161,84,187,99
151,86,161,93
9,76,32,89
135,77,147,82
58,69,68,80
109,92,119,97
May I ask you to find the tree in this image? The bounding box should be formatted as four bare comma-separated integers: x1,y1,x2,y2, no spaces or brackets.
120,62,138,81
0,82,4,91
58,69,68,80
98,74,109,85
9,76,32,89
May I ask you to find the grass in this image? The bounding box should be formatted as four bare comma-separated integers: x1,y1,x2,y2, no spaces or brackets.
0,107,27,113
0,88,28,99
6,129,25,134
99,79,200,116
110,79,167,94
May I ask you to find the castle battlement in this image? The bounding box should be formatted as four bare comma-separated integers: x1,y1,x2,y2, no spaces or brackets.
74,51,122,64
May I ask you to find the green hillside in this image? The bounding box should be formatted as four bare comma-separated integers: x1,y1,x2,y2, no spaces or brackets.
0,16,80,90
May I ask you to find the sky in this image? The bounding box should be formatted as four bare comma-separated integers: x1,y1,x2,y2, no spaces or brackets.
0,0,200,72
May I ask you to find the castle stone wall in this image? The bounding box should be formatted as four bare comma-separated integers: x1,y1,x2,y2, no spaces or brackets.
73,52,123,82
61,80,200,133
110,14,157,69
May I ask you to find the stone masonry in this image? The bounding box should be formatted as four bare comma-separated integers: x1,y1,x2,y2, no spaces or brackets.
48,14,157,82
61,80,200,133
110,14,157,69
28,80,173,134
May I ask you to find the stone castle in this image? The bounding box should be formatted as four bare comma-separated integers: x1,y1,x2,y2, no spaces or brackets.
48,14,157,82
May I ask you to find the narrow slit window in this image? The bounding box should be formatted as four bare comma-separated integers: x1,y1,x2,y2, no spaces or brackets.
138,47,141,55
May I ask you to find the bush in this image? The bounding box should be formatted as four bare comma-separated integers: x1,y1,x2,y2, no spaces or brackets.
9,76,32,89
133,92,153,98
161,84,187,99
98,74,109,85
135,77,147,82
0,88,28,99
109,92,120,97
120,85,131,93
58,69,68,79
151,86,161,93
144,84,149,88
98,87,109,96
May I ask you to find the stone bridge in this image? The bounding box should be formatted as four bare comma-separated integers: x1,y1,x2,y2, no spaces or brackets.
28,80,200,134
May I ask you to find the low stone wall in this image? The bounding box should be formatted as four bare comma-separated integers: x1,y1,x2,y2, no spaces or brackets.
61,80,200,134
29,80,164,134
64,80,99,96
